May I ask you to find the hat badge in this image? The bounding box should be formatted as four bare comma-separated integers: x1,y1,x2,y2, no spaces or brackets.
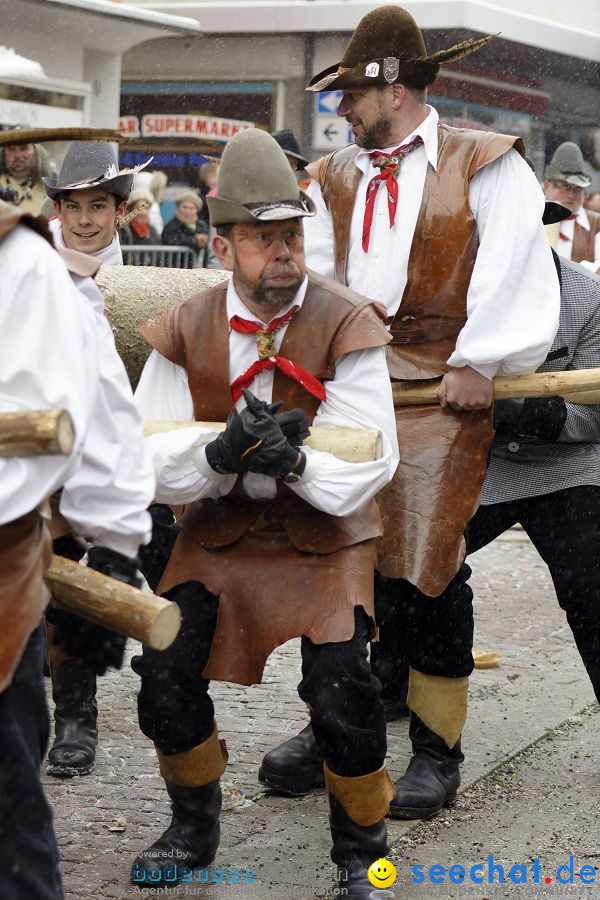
383,57,400,84
365,62,380,78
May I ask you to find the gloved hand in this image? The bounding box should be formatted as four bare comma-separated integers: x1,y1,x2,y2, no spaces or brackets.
242,390,306,480
47,546,142,675
205,390,307,477
494,397,567,441
138,504,181,592
274,407,310,447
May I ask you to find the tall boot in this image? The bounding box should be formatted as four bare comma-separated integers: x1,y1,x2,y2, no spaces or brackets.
47,658,98,777
389,712,463,820
131,723,227,887
326,763,394,899
258,724,324,795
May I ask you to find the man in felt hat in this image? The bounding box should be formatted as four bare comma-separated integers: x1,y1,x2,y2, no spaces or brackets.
259,4,560,820
272,128,309,173
0,127,56,214
543,142,600,274
43,141,143,264
130,127,399,897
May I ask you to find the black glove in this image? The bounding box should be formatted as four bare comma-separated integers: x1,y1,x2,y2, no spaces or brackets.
204,396,281,475
52,533,85,562
138,504,181,592
494,397,567,441
242,390,306,480
274,407,310,447
48,546,141,676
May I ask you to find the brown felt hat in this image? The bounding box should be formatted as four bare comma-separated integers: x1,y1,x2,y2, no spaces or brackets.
307,5,494,92
545,142,592,189
207,129,315,226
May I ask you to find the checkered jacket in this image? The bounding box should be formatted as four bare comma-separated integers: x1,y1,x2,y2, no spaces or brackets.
482,258,600,504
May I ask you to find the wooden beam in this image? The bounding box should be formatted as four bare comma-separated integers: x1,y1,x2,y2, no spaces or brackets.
0,409,74,457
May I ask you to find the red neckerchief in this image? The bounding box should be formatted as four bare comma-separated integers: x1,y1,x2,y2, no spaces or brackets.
559,213,577,241
362,135,424,252
229,305,326,403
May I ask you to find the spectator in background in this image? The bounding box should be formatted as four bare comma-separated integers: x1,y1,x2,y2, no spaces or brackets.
161,190,208,267
198,161,219,225
543,142,600,274
272,129,309,174
120,188,160,247
132,170,167,236
0,133,56,214
584,191,600,215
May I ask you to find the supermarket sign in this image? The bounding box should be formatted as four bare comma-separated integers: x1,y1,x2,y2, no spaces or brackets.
118,115,254,142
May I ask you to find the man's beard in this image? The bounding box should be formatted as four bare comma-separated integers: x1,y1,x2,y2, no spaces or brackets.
234,261,304,311
355,114,394,150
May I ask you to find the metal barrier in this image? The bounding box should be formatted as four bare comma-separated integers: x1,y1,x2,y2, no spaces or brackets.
121,245,196,268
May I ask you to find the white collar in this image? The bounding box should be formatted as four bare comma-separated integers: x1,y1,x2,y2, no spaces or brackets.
575,205,590,232
226,274,309,325
354,105,439,175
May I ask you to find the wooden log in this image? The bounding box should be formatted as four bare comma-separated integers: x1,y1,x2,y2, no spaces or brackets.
97,266,227,386
46,556,181,651
391,369,600,407
144,420,383,462
0,409,74,457
0,127,125,146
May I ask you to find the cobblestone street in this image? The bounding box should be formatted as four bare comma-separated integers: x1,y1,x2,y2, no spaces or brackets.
44,528,598,899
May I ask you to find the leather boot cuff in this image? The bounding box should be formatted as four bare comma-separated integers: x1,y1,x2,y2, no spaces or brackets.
324,761,395,827
156,721,228,787
408,668,468,749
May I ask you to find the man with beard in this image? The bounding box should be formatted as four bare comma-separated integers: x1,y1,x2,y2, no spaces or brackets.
130,128,399,898
0,133,55,214
258,4,560,820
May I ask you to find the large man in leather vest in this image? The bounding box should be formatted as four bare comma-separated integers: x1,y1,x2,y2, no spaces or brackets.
130,128,400,898
259,4,560,820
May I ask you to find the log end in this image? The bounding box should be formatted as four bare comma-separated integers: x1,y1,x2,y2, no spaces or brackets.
147,602,182,650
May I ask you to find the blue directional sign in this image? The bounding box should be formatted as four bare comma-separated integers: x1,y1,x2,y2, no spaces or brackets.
317,91,343,114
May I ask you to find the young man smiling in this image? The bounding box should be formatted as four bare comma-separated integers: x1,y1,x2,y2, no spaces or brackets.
43,141,138,265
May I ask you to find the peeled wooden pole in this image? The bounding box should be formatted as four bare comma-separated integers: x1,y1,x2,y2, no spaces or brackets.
144,420,383,463
0,127,125,146
0,409,74,457
391,369,600,407
46,556,181,651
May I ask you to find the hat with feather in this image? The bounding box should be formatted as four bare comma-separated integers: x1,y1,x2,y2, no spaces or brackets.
43,141,151,201
306,5,494,92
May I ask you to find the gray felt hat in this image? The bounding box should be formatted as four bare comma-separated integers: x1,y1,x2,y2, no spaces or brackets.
43,141,143,200
545,142,592,189
207,129,315,227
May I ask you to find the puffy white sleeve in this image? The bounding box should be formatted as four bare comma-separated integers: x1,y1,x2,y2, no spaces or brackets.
58,296,155,558
134,351,237,504
0,228,99,524
303,179,337,279
289,345,399,516
448,149,560,380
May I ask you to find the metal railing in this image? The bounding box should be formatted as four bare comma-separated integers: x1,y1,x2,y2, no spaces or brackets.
121,245,196,268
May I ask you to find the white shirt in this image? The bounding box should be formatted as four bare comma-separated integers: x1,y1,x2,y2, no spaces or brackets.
134,276,399,517
555,205,600,274
58,274,154,557
305,105,560,381
0,225,99,524
49,216,123,266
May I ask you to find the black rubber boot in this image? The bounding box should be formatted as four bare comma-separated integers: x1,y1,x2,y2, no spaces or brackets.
389,713,463,820
329,795,389,899
131,780,221,885
47,659,98,777
258,724,325,795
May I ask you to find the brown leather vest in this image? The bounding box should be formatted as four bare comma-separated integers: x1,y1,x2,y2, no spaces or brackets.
573,209,600,269
307,125,525,595
140,270,390,556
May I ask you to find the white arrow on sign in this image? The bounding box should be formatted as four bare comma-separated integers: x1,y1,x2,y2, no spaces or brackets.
317,91,343,114
313,115,352,151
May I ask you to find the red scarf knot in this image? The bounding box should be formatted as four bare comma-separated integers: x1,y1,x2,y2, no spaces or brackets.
229,305,326,404
362,135,424,252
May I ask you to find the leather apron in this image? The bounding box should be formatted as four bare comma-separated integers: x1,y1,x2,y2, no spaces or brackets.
309,125,525,596
140,274,391,684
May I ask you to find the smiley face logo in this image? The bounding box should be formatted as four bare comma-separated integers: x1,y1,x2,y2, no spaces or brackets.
368,857,397,888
